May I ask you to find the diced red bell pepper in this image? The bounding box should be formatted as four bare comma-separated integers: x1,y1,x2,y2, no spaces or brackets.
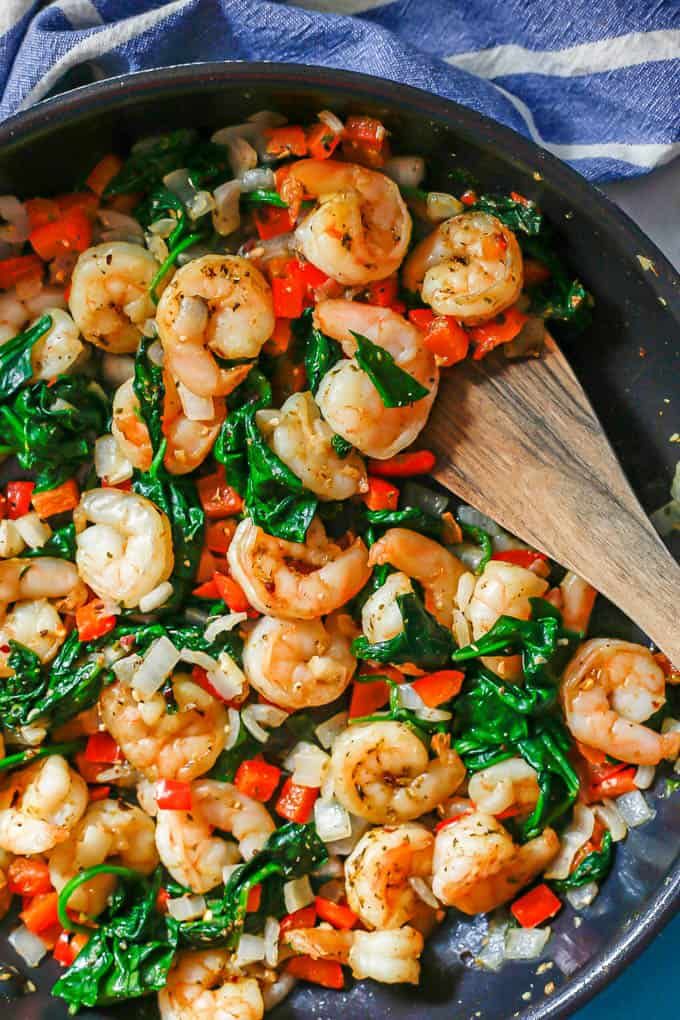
510,883,562,928
349,664,404,719
491,548,548,570
460,190,478,206
20,891,60,934
8,857,53,897
468,305,528,360
197,466,243,519
287,956,344,990
306,122,341,160
29,206,93,261
246,884,262,913
88,785,112,802
156,779,192,811
234,759,282,802
205,519,237,555
523,258,552,287
254,206,295,241
25,198,60,231
264,318,293,356
275,779,319,823
75,600,117,642
422,315,469,367
271,274,305,319
315,897,358,930
86,154,124,196
84,732,123,764
344,116,386,147
367,275,399,308
31,478,80,519
367,450,436,477
265,126,309,158
0,254,44,290
279,904,317,933
411,669,465,707
6,480,35,519
214,573,251,613
192,577,221,599
52,931,77,967
362,476,399,511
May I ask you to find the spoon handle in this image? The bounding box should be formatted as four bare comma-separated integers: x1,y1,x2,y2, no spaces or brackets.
427,336,680,663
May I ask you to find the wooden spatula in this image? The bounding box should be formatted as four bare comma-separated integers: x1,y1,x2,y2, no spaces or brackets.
422,333,680,663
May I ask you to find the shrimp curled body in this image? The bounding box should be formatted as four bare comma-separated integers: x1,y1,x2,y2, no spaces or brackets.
345,823,435,929
0,755,88,855
159,949,264,1020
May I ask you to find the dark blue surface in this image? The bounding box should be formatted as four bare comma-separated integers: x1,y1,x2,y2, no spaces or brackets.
577,915,680,1019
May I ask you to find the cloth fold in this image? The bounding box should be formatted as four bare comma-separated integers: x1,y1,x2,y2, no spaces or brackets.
1,0,678,180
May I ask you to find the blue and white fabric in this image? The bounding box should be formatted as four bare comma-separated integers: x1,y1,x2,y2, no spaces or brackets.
1,0,678,181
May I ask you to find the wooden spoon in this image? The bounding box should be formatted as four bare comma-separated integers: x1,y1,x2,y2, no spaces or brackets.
422,333,680,663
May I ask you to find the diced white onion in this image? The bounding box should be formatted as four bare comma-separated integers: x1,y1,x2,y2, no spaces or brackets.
94,434,134,485
384,156,425,190
212,122,259,146
456,571,476,612
97,208,144,242
132,636,181,696
207,652,247,702
222,863,240,885
283,876,314,914
415,706,452,722
204,613,247,642
661,716,680,734
138,581,174,614
565,882,599,910
315,712,348,749
247,232,295,263
545,803,595,881
13,724,47,747
318,109,344,135
240,167,276,192
476,919,509,972
147,339,164,365
147,232,169,263
398,684,425,711
453,608,472,648
242,703,288,743
180,648,219,670
112,653,144,684
262,972,297,1011
167,893,206,921
177,382,214,422
0,519,25,558
248,109,288,128
457,505,505,536
226,136,258,178
634,765,656,790
615,789,656,828
453,542,486,572
593,799,627,842
212,179,242,236
8,924,47,967
504,925,551,960
225,708,241,750
15,512,52,549
325,814,370,857
284,742,330,788
314,798,352,843
149,217,177,237
235,933,266,966
187,190,215,221
163,168,199,208
264,916,280,967
408,876,439,909
0,196,30,244
426,191,464,221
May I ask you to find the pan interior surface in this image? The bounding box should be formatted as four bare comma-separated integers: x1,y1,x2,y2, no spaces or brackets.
0,64,677,1020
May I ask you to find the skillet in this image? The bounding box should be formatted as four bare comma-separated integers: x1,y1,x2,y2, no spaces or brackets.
0,62,677,1020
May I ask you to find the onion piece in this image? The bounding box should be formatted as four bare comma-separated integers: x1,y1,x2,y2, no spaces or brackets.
634,764,655,790
615,789,656,828
476,918,509,972
593,798,627,842
325,814,370,857
452,542,486,572
204,613,247,642
242,703,288,743
314,798,352,843
97,208,144,242
544,803,595,881
235,933,266,966
318,109,344,135
240,168,276,192
427,191,464,222
212,180,242,236
315,712,348,750
207,652,247,702
177,382,214,422
384,156,425,190
112,653,144,684
180,649,219,670
262,972,297,1011
264,916,280,967
15,512,51,549
0,520,25,558
415,706,452,722
167,893,206,921
408,876,439,909
398,684,425,711
565,882,599,910
132,636,181,696
0,196,30,244
504,925,551,960
284,742,330,788
226,136,258,178
457,505,504,536
283,876,314,913
224,707,241,750
94,434,134,485
138,581,173,614
8,924,47,967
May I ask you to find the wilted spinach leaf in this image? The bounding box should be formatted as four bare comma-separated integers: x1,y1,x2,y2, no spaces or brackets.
0,314,52,402
352,590,454,669
352,330,429,407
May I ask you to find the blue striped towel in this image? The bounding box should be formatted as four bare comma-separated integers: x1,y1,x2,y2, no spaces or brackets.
1,0,678,181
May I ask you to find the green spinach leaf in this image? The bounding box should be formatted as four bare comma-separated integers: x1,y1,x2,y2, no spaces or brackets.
352,330,430,408
352,590,454,669
22,522,77,561
0,314,52,402
104,130,230,197
551,830,613,891
292,309,343,395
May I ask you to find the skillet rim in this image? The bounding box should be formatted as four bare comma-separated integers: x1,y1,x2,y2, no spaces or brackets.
0,59,677,1020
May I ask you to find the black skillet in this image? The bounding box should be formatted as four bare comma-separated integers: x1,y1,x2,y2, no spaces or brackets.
0,63,677,1020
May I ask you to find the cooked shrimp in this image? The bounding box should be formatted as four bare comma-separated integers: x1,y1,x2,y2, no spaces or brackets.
561,638,680,765
112,374,226,475
314,300,438,459
49,799,158,915
467,757,540,816
0,291,29,344
74,487,174,608
368,528,466,629
402,212,523,323
155,806,241,894
159,949,264,1020
289,159,411,285
331,722,465,824
30,308,84,380
559,571,598,633
466,558,548,678
256,392,367,500
361,571,414,643
243,611,356,710
0,599,66,677
286,925,424,985
228,516,370,621
0,557,86,616
0,850,12,920
69,241,160,353
156,255,273,398
345,823,435,929
432,810,559,914
100,676,228,782
192,779,276,860
0,756,88,854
